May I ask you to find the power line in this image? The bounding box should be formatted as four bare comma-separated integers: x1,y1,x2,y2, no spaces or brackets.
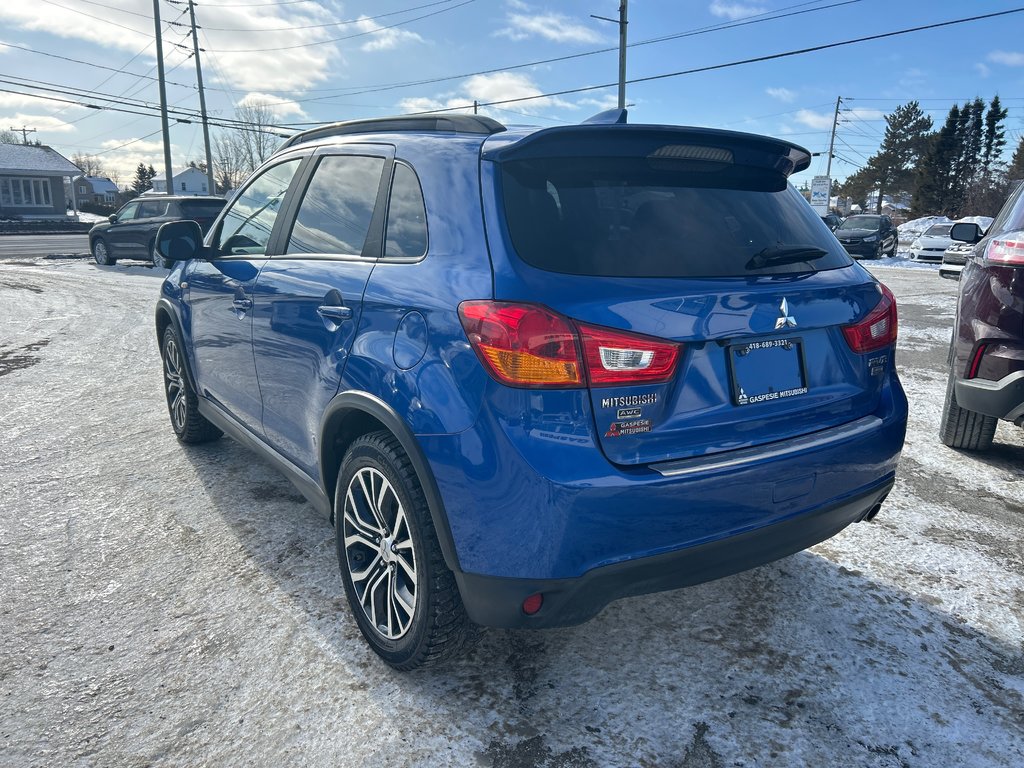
202,0,476,53
378,7,1024,120
274,0,861,104
192,0,459,33
0,43,196,90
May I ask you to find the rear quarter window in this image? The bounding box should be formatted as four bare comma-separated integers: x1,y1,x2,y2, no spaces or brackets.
500,157,851,277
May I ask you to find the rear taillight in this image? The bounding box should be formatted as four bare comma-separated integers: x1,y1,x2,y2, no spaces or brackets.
842,284,898,354
458,302,582,387
966,343,987,379
458,301,681,389
577,323,680,386
984,231,1024,266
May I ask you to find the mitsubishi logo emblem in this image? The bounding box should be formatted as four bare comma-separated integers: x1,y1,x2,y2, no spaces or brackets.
774,298,797,330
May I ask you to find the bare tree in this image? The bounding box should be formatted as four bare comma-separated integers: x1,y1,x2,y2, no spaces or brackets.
212,131,248,194
72,152,106,177
210,100,283,193
0,129,18,143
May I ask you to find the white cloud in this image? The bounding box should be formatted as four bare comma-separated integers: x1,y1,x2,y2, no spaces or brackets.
497,8,604,44
353,16,424,52
766,87,796,103
236,92,306,120
794,107,882,131
974,62,991,78
399,72,575,117
0,112,76,133
988,50,1024,67
794,109,833,130
0,92,85,113
709,1,767,21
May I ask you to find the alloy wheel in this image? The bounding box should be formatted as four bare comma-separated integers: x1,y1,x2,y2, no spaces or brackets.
163,336,188,431
342,467,418,640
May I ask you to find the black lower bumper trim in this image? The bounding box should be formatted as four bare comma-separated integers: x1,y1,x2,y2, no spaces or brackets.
456,479,895,629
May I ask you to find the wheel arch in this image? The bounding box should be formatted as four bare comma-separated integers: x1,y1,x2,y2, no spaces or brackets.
155,298,197,392
320,391,463,574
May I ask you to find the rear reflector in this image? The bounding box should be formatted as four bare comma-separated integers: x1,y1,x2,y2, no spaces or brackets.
842,284,898,354
984,231,1024,266
967,343,988,379
459,301,681,389
522,593,543,615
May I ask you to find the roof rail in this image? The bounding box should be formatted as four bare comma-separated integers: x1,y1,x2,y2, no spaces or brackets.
279,114,507,150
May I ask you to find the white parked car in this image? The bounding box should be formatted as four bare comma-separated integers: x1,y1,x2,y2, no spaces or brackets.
909,223,955,262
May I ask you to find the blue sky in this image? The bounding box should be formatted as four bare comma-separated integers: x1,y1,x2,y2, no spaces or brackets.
1,0,1022,187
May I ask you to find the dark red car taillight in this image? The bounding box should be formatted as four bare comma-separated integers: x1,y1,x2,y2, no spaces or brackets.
458,301,681,389
842,284,898,354
984,230,1024,266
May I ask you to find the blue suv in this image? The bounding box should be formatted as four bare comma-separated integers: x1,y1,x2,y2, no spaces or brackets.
154,112,907,669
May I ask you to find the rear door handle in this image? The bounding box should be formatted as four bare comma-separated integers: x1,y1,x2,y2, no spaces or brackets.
232,298,253,311
317,305,353,321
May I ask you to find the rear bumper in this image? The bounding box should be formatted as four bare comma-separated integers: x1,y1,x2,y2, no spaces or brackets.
955,371,1024,421
457,478,894,628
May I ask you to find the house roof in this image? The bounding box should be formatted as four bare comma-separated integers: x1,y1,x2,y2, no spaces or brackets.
152,167,206,182
0,144,81,175
74,175,119,194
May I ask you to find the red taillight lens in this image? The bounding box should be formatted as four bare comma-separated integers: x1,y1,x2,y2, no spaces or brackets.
577,323,681,386
458,301,681,389
842,284,898,354
458,301,582,387
984,231,1024,266
966,343,987,379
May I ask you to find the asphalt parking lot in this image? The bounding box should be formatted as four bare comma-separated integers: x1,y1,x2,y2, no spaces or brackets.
1,251,1021,767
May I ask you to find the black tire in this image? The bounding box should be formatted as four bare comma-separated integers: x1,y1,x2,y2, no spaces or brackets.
335,431,476,670
939,369,997,450
160,326,222,444
888,240,898,257
91,238,115,266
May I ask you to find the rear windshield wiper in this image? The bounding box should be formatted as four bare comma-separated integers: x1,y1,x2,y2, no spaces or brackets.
745,245,829,270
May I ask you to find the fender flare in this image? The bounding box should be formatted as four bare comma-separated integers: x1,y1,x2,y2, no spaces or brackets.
154,297,198,392
320,391,463,574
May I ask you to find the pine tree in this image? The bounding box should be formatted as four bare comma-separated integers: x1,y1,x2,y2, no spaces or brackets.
913,105,961,216
1008,136,1024,182
981,96,1009,180
866,101,932,212
131,163,150,195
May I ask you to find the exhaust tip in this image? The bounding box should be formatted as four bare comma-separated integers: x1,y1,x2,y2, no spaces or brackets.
863,503,882,522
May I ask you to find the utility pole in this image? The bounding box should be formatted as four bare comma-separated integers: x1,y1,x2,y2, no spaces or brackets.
591,1,628,110
826,96,842,178
9,126,37,144
187,0,216,196
153,0,174,196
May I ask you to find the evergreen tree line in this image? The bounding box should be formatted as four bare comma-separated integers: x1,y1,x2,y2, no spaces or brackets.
838,97,1024,218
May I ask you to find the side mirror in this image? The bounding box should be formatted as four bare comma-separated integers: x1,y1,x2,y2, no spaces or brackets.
108,214,118,224
156,220,203,263
950,222,982,243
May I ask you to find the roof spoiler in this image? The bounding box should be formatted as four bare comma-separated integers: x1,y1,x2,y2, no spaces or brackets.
279,114,506,150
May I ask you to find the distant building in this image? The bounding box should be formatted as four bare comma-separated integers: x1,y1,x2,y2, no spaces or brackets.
74,176,119,206
0,144,81,220
151,167,210,195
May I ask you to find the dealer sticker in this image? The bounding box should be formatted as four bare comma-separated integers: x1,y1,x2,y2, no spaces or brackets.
605,419,653,437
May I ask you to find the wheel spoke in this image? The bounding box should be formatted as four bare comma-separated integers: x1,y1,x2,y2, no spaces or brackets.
349,552,383,584
385,570,395,636
395,551,416,583
365,566,389,629
343,530,378,552
357,470,389,533
344,489,382,537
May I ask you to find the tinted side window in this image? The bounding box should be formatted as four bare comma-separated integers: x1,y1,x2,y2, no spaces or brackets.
218,159,302,256
988,181,1024,236
286,155,385,255
384,163,428,258
138,201,168,218
116,202,139,221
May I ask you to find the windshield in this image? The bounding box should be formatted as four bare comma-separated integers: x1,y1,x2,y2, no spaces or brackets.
837,216,880,231
499,157,851,278
923,224,953,237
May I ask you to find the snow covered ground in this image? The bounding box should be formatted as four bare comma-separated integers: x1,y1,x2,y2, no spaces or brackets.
1,256,1021,767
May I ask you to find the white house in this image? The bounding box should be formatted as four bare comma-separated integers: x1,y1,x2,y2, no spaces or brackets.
151,167,210,195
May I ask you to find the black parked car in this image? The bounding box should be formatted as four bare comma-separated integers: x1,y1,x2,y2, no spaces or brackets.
90,195,226,267
833,214,898,259
821,212,843,231
940,184,1024,450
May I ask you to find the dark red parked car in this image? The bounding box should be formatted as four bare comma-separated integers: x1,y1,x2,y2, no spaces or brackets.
940,182,1024,450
